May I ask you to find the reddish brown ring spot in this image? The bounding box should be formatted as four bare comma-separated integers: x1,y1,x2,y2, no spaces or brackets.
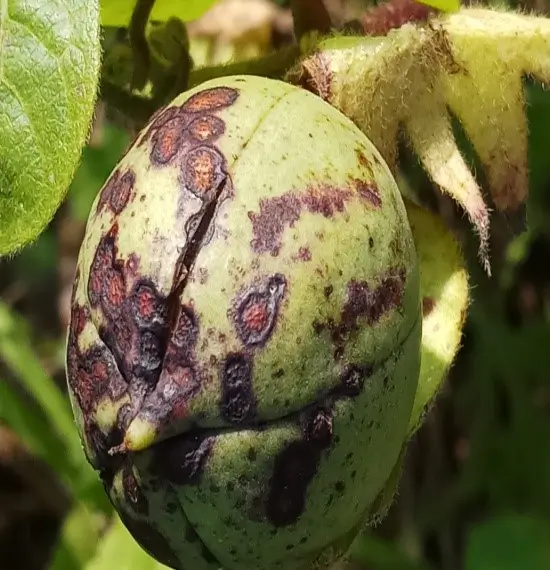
150,116,188,165
182,86,239,114
187,115,226,143
181,146,227,200
231,274,287,348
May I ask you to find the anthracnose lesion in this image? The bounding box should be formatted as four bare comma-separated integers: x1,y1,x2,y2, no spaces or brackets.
220,352,257,424
150,432,215,486
265,407,334,527
230,273,287,348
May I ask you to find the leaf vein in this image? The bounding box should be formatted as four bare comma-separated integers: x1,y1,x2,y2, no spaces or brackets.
0,75,45,167
8,14,71,129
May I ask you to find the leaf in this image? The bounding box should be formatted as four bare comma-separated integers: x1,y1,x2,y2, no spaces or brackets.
0,301,81,457
351,532,435,570
416,0,460,12
0,301,108,512
100,0,219,27
84,516,170,570
0,374,70,479
465,515,550,570
0,0,101,256
404,199,468,434
48,505,104,570
291,7,550,272
67,123,130,221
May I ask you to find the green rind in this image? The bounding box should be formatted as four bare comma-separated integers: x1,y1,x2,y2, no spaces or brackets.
68,75,422,570
136,324,420,570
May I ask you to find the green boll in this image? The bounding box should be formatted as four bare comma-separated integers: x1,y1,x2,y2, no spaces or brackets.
66,75,421,570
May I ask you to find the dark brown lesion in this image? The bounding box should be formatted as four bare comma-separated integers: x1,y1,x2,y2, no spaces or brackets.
102,267,126,316
130,280,170,331
66,301,129,469
292,246,312,262
332,364,373,398
181,86,239,114
122,462,150,516
220,352,257,424
87,225,171,390
137,105,186,149
187,115,226,144
355,148,371,168
180,146,227,200
117,510,183,569
166,305,199,365
301,185,353,217
262,355,377,527
265,407,333,527
67,303,128,414
354,179,381,208
343,273,406,327
248,184,363,257
313,270,406,360
88,224,120,308
248,193,301,257
136,304,203,429
422,296,435,316
122,301,209,445
142,87,238,175
150,116,190,165
68,343,127,415
150,433,215,485
96,169,136,216
230,274,287,348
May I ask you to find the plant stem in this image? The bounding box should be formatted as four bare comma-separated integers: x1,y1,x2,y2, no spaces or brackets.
290,0,333,41
188,44,302,88
100,80,157,125
129,0,156,90
101,44,303,129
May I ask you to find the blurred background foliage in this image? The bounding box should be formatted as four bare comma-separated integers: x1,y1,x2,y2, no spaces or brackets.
2,0,550,569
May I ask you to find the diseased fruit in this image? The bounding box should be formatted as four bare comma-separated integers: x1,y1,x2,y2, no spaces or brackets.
66,75,422,570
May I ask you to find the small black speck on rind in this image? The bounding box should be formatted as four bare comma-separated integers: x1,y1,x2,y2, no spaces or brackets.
333,364,373,398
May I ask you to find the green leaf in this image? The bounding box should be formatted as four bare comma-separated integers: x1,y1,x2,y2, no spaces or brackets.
100,0,219,27
48,505,104,570
0,300,109,512
0,301,80,455
0,0,101,256
68,123,130,222
351,532,435,570
416,0,460,12
84,516,170,570
404,199,469,435
465,515,550,570
0,374,68,472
